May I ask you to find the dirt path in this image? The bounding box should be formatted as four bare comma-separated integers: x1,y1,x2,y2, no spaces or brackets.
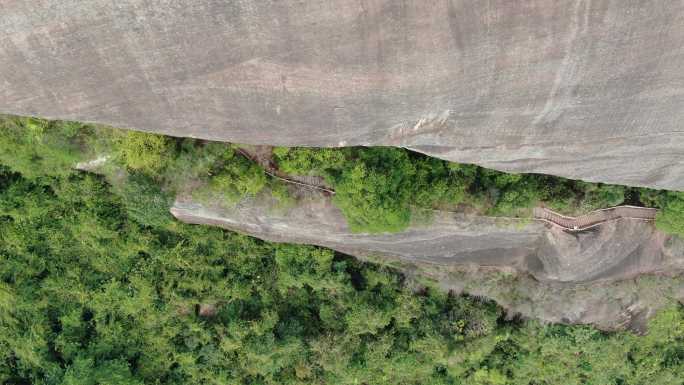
534,206,658,231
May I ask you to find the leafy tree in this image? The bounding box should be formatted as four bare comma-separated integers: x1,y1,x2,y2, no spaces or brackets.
200,148,268,204
655,191,684,237
333,161,413,233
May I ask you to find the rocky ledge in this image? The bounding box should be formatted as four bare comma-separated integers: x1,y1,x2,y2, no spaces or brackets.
171,189,684,331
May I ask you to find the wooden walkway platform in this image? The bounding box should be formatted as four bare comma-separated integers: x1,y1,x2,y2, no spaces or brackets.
533,205,658,231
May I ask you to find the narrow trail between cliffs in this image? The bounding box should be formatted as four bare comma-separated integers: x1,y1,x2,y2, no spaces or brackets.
234,146,659,231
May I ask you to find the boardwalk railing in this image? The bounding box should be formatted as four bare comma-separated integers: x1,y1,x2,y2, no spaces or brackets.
533,205,658,231
235,147,336,195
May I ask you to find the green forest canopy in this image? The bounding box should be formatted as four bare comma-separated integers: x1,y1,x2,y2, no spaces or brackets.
1,115,684,384
1,157,684,384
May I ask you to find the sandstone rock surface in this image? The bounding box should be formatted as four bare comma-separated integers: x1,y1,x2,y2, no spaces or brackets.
3,1,684,189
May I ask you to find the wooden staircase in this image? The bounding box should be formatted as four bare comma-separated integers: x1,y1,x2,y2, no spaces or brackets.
533,206,658,231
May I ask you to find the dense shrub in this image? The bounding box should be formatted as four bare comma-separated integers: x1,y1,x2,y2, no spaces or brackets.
112,172,174,228
273,146,346,175
115,130,173,175
655,192,684,237
274,147,469,233
577,182,627,209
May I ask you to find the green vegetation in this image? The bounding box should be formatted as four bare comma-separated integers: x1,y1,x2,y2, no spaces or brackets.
114,131,173,174
273,147,673,233
2,165,684,384
651,192,684,237
0,115,285,214
2,115,684,383
0,116,88,178
274,147,467,232
6,112,684,239
201,149,268,204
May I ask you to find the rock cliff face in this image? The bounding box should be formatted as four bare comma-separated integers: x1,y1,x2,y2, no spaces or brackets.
171,190,684,330
3,1,684,189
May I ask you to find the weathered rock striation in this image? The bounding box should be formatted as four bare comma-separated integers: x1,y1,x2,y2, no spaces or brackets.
3,1,684,189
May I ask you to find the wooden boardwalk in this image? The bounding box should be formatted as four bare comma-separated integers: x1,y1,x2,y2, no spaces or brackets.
533,205,658,231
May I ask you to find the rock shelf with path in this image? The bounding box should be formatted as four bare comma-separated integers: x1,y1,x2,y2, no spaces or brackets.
235,146,335,195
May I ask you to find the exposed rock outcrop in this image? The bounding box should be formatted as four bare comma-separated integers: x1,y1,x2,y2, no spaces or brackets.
171,190,684,330
3,1,684,189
